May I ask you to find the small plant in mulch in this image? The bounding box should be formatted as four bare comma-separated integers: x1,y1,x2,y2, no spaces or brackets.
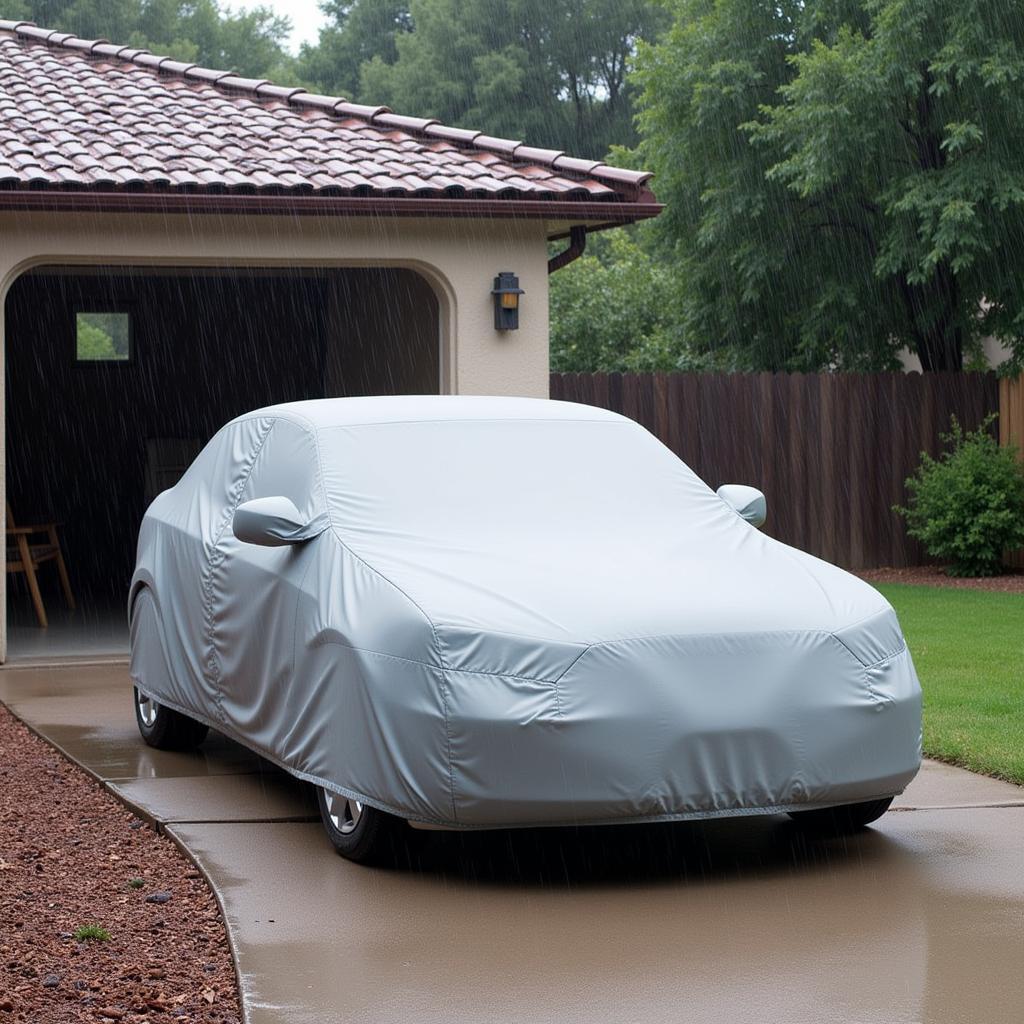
127,878,145,889
896,415,1024,577
72,924,111,942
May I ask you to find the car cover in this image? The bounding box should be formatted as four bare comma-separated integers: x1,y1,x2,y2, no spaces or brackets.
130,396,922,828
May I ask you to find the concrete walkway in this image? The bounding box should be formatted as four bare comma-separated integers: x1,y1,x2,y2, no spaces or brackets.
3,662,1024,1024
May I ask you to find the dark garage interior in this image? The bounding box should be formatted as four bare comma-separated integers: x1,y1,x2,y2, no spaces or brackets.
4,264,439,655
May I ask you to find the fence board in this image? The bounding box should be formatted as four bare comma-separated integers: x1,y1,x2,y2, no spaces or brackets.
551,370,1003,571
1000,375,1024,569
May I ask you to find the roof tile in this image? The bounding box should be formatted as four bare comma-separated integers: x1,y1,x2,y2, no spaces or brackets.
512,145,563,164
473,135,522,158
373,112,439,133
13,25,56,41
217,75,268,92
130,52,167,70
0,23,654,206
158,59,197,76
422,124,481,145
61,36,105,52
588,164,654,187
255,82,306,101
334,101,389,120
552,154,602,175
290,92,344,112
90,42,125,59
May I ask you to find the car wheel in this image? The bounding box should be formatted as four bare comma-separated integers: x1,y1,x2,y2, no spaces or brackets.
317,786,408,865
788,796,893,834
134,686,209,750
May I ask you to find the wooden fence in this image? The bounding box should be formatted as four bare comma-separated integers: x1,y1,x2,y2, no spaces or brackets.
1000,375,1024,569
550,371,1007,570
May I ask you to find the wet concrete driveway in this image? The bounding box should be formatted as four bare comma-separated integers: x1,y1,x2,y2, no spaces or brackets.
3,663,1023,1024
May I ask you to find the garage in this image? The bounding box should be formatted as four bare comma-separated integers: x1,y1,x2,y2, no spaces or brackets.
0,20,659,660
4,264,439,654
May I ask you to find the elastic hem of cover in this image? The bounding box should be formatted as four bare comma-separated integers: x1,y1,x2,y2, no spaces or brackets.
130,681,439,825
129,682,915,833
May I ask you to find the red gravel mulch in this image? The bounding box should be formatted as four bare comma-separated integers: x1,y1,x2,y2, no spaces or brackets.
857,565,1024,594
0,704,241,1024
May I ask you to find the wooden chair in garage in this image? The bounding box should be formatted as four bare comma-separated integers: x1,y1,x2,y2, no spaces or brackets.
5,501,76,628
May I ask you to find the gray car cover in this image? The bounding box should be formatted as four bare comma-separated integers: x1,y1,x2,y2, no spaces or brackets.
130,396,922,828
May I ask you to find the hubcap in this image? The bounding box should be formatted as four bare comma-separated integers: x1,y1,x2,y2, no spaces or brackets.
324,790,363,835
136,690,158,727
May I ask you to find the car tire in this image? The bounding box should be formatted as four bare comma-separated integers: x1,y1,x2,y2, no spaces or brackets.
317,786,408,865
788,796,894,834
134,686,209,750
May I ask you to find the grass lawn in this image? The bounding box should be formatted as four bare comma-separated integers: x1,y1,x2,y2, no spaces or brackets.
874,584,1024,785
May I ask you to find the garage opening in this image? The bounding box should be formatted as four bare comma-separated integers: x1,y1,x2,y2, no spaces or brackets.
4,264,440,662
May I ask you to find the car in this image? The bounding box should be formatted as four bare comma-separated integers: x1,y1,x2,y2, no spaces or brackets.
130,395,922,863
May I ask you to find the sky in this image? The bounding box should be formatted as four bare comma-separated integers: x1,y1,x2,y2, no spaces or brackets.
231,0,329,53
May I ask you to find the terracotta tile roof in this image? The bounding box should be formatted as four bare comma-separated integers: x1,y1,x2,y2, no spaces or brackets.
0,21,655,211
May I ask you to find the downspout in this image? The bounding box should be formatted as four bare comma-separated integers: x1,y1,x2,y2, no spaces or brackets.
548,225,587,274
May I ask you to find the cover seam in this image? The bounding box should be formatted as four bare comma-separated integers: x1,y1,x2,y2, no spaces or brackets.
312,416,627,430
323,530,457,819
326,530,445,664
200,416,275,723
311,634,573,687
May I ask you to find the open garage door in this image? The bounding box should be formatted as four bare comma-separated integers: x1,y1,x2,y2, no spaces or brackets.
3,264,440,661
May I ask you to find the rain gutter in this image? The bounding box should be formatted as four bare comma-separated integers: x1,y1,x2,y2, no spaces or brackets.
0,191,663,224
547,225,587,274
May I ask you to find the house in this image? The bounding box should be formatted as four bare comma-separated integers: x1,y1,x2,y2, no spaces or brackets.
0,20,659,661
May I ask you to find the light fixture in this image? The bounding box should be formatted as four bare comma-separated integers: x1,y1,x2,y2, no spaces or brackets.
491,272,523,331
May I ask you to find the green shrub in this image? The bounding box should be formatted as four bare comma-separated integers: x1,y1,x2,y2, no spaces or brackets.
895,416,1024,577
549,229,689,372
73,924,111,942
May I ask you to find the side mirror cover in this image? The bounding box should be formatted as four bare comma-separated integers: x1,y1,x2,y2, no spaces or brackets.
717,484,767,529
232,496,327,547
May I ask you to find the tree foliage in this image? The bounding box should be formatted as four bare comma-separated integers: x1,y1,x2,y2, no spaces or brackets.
0,0,293,79
301,0,668,160
75,315,120,360
550,228,692,372
296,1,412,100
632,0,1024,372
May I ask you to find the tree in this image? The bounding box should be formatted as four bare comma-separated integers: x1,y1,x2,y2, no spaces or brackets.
0,1,293,81
0,0,141,36
133,0,292,79
75,316,120,360
550,228,692,372
296,1,412,99
631,0,1024,372
302,0,667,160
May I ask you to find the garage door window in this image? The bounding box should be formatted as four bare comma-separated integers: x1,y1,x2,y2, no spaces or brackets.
76,311,131,362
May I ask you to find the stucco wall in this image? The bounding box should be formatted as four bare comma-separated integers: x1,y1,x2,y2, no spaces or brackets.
0,210,552,660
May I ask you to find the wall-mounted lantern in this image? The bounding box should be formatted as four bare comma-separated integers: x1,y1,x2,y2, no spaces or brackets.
491,272,523,331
